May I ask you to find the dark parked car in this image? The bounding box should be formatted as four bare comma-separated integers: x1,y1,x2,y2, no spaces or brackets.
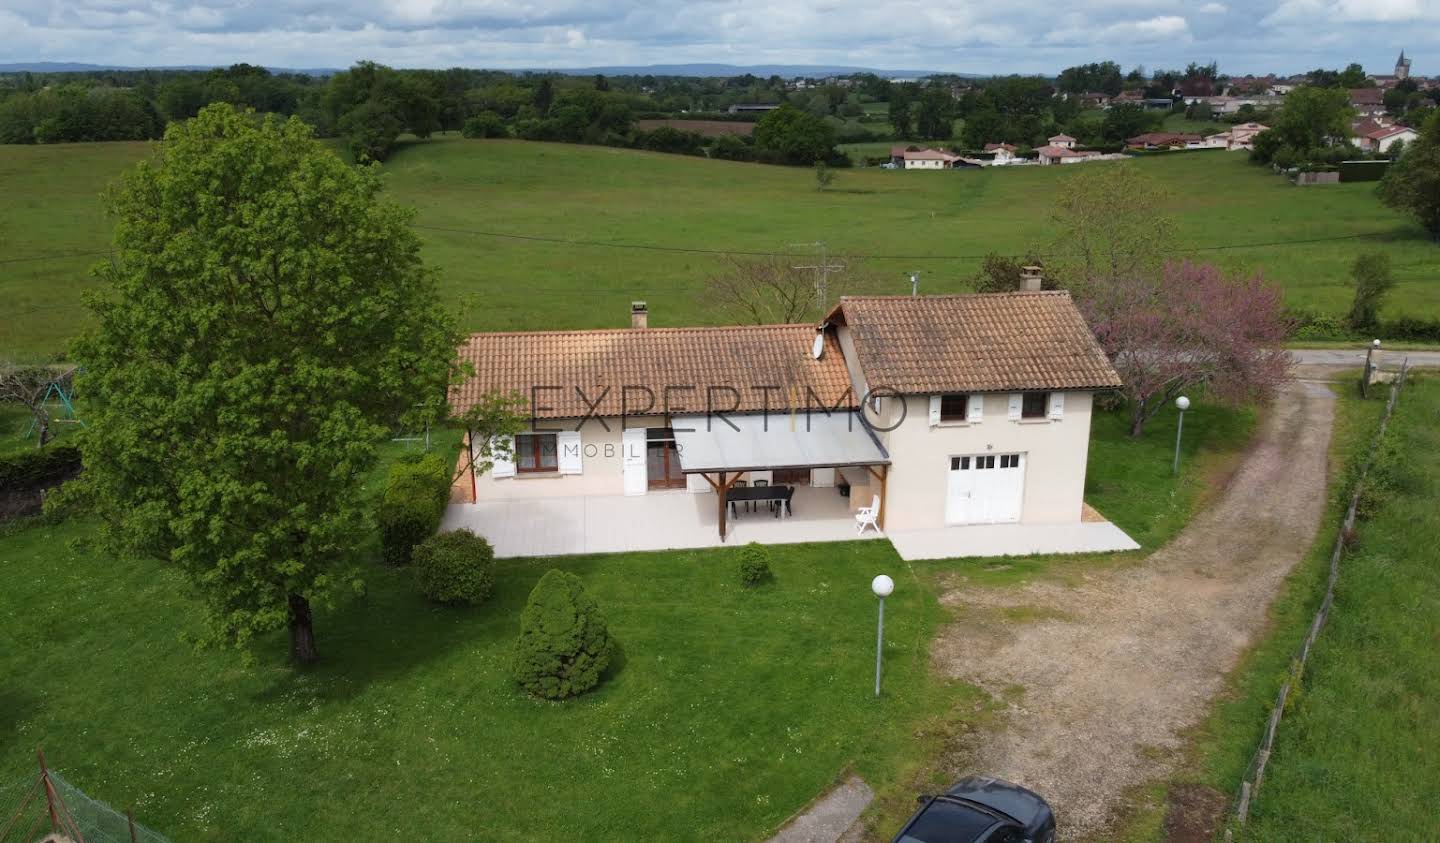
891,776,1056,843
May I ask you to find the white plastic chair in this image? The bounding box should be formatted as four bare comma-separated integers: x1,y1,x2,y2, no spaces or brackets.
855,494,881,535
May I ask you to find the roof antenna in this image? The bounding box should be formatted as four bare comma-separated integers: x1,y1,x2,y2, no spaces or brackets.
908,271,920,297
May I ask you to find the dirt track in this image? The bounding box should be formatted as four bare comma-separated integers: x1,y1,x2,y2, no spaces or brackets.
931,376,1336,841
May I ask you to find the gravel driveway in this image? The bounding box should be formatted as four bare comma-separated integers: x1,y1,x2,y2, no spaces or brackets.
930,376,1337,841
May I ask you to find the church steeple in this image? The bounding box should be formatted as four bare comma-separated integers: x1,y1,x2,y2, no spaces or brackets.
1396,50,1412,80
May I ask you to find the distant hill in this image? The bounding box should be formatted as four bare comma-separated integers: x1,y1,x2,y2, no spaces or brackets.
0,61,970,80
533,63,968,79
0,62,341,75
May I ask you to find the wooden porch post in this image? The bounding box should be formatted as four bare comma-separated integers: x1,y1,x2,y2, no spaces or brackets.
877,464,889,530
717,471,728,541
865,464,890,530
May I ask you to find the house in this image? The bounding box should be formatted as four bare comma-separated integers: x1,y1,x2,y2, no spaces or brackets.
890,146,961,169
1348,88,1387,116
1036,144,1101,165
1204,122,1270,151
1047,133,1077,149
726,103,781,114
1125,132,1203,150
446,287,1133,560
1358,124,1418,153
1080,92,1111,108
982,142,1018,163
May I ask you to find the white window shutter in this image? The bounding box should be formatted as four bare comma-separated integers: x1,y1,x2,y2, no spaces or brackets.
1008,394,1022,420
490,435,515,478
557,430,583,474
622,428,647,496
1049,392,1065,420
928,395,942,427
967,394,984,423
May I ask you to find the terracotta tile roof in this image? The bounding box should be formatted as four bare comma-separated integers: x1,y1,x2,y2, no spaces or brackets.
1349,87,1384,106
826,292,1122,394
452,325,855,419
983,142,1017,152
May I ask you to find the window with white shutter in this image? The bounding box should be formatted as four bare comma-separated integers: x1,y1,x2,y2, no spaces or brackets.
967,394,984,423
1048,392,1065,420
1007,394,1022,420
928,395,942,427
557,430,583,474
490,435,515,478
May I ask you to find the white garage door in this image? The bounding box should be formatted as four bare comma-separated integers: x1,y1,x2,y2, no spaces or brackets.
945,453,1025,525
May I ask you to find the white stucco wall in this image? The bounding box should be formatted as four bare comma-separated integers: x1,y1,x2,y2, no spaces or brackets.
870,391,1095,531
472,415,664,500
471,416,819,500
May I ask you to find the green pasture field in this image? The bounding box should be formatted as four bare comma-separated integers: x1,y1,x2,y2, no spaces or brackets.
2,135,1435,361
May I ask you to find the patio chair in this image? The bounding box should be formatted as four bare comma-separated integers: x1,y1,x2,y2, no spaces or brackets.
855,494,881,535
753,478,772,512
730,480,748,517
774,486,794,518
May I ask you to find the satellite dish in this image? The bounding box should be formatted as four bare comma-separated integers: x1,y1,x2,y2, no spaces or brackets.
811,332,825,360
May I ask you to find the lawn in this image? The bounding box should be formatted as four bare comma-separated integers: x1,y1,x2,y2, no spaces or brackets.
1229,374,1439,840
4,136,1437,360
1132,372,1439,842
0,521,964,841
0,395,1257,841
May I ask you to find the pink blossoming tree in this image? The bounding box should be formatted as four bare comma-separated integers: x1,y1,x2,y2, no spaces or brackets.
1081,260,1292,437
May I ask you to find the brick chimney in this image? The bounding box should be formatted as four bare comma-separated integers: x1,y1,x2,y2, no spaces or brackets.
630,301,649,329
1019,266,1044,292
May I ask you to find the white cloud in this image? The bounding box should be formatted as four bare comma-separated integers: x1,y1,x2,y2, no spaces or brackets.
0,0,1436,75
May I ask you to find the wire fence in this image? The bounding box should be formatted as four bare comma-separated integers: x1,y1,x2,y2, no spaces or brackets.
1223,357,1410,840
1,764,171,843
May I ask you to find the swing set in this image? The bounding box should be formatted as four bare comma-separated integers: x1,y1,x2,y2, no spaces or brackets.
20,367,85,441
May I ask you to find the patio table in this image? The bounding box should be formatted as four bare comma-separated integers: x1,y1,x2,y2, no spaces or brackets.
725,485,794,519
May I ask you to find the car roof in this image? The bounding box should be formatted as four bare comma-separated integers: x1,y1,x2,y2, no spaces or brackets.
896,797,1007,843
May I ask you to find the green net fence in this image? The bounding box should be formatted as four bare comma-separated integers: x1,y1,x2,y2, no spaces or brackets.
1,770,171,843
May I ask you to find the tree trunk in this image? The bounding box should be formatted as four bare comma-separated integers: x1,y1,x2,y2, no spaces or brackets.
1129,402,1148,438
287,593,318,664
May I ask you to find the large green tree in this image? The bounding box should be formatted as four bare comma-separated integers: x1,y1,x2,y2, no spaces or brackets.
753,104,837,164
68,104,456,663
1379,112,1440,241
1270,86,1354,153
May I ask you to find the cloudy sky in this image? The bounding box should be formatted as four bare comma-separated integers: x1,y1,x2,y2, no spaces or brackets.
3,0,1437,75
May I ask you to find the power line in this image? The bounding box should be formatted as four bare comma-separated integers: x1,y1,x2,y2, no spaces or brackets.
411,223,1404,262
0,228,1409,273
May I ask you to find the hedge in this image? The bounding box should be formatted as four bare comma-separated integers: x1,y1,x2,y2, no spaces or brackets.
414,528,495,605
0,444,82,490
377,452,451,566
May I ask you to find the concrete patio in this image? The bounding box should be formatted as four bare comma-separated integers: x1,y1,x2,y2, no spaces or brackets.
441,485,1140,561
441,484,882,558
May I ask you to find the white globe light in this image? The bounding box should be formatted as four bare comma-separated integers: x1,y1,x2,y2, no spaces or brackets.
1373,339,1382,348
872,574,895,598
1176,396,1191,411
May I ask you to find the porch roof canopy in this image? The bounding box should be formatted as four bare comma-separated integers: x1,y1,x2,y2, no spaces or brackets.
671,411,890,475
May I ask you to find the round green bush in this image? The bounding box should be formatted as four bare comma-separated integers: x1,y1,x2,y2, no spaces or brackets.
413,529,495,605
738,542,772,587
512,570,615,699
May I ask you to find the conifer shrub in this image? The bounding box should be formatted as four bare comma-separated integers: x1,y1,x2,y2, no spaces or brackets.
512,570,616,700
738,542,772,587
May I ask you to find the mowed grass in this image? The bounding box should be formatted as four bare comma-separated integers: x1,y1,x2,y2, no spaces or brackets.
0,398,1256,841
3,135,1438,359
1146,373,1439,843
0,521,963,841
1235,374,1440,840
